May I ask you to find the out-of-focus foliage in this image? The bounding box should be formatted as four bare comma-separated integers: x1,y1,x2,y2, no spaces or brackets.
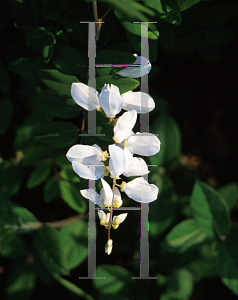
0,0,238,299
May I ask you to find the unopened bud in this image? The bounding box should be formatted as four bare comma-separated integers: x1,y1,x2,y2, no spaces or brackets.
105,239,113,255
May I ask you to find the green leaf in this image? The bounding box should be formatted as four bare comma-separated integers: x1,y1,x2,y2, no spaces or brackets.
96,75,139,94
38,69,79,97
143,0,182,25
22,144,48,166
60,220,88,269
150,112,181,166
59,181,87,213
32,121,79,145
217,225,238,296
34,225,69,275
0,99,13,135
190,181,230,238
7,264,36,300
0,220,14,250
93,264,133,294
37,93,81,119
44,177,59,203
218,183,238,210
52,45,85,74
165,219,207,252
1,235,28,259
0,165,23,200
177,0,200,12
60,165,80,183
27,162,51,189
167,268,193,299
54,274,94,300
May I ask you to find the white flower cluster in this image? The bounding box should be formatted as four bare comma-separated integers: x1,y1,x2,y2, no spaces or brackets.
66,56,160,255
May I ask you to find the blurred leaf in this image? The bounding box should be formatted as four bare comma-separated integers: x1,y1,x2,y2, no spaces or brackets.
27,162,51,188
0,61,9,92
22,144,48,166
167,268,193,299
52,45,85,74
0,165,23,200
32,121,79,145
60,165,80,183
191,181,230,238
0,235,28,259
157,19,175,50
38,69,79,97
7,264,36,300
0,220,14,249
0,99,13,135
217,225,238,296
218,183,238,210
26,27,56,63
44,177,59,203
34,225,69,275
59,181,87,213
177,0,200,12
37,93,81,119
96,75,139,94
93,264,133,294
54,274,93,300
60,220,88,269
187,257,217,280
144,0,182,25
165,219,207,252
150,112,181,167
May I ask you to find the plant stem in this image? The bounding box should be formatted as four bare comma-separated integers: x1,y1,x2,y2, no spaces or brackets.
107,181,115,240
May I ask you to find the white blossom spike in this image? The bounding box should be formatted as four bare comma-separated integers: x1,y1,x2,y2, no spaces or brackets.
99,84,123,118
122,177,158,203
117,55,151,78
71,83,99,111
121,91,155,114
113,110,137,144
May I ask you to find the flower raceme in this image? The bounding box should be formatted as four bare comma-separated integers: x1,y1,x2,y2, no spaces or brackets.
71,83,155,117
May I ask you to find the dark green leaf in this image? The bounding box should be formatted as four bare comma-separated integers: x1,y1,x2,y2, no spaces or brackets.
0,165,23,200
217,225,238,296
93,264,133,294
22,144,48,166
59,181,87,213
191,181,230,238
54,274,94,300
38,69,79,97
177,0,200,12
44,177,59,203
0,99,13,135
34,225,69,275
167,268,193,299
27,162,51,188
96,75,139,94
52,45,85,74
37,93,81,118
60,165,80,183
218,183,238,210
150,112,181,166
32,121,79,145
60,220,88,269
1,235,28,259
165,219,207,252
7,264,36,300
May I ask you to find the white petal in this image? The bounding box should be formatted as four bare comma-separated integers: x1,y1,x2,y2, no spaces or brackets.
72,161,104,180
105,213,110,223
99,84,123,117
80,189,101,205
66,144,102,164
105,239,113,255
124,177,158,203
113,187,122,207
113,213,128,224
109,145,126,178
117,56,151,78
124,147,133,170
113,110,137,143
98,210,107,221
123,157,149,177
126,132,161,156
71,83,99,111
121,91,155,114
101,178,113,206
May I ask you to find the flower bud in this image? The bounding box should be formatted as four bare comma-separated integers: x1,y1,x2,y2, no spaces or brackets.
105,239,113,255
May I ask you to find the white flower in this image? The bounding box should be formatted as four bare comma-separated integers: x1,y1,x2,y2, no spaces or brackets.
121,91,155,114
109,144,126,178
98,211,127,229
113,110,137,144
117,54,151,78
66,144,108,164
121,177,158,203
80,178,122,208
105,239,113,255
126,132,161,156
112,213,127,229
99,84,123,118
123,157,149,177
71,83,99,111
72,161,106,180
